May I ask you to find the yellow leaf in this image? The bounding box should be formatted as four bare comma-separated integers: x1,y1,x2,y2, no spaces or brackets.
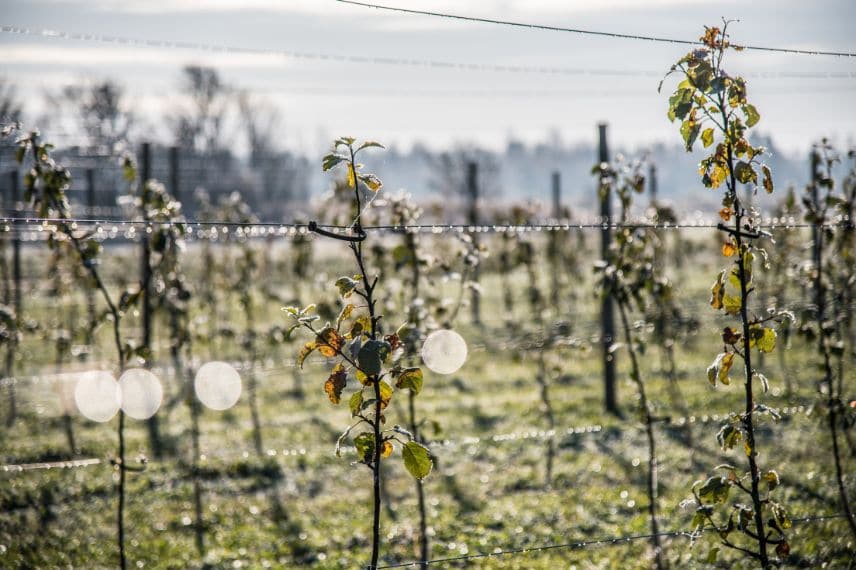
710,270,726,310
722,242,736,257
316,327,344,358
297,341,317,368
381,440,393,458
346,163,356,188
723,294,742,315
324,363,347,404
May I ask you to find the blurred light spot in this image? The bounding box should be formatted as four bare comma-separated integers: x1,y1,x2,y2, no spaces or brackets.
194,361,242,410
119,368,163,420
421,329,468,375
74,371,120,422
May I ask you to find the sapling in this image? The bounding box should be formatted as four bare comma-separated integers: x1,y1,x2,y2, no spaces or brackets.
286,137,433,569
799,141,856,537
389,191,436,566
594,157,666,569
661,24,793,566
767,187,801,395
8,128,146,569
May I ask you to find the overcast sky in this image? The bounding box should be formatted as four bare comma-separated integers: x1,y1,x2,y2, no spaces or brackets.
1,0,855,156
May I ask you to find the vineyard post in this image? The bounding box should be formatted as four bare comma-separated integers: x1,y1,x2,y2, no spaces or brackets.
85,168,96,349
169,146,180,204
7,169,21,426
139,142,162,457
466,161,480,325
649,164,658,204
550,171,561,308
598,123,618,415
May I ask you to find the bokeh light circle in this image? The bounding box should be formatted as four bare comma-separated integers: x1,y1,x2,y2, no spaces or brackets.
74,371,121,422
421,329,468,375
118,368,163,420
194,361,242,411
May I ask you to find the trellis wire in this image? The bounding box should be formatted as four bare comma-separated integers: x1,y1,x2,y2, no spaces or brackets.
0,401,817,474
370,514,845,569
3,25,856,76
336,0,856,59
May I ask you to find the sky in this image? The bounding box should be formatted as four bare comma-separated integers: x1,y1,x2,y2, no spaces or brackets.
1,0,855,157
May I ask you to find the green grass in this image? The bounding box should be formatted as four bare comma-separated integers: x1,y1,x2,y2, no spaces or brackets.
1,230,854,568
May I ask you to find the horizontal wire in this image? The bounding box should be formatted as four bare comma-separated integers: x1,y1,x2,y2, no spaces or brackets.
2,24,855,78
0,215,848,233
373,514,845,568
0,401,818,473
0,457,101,473
337,0,856,59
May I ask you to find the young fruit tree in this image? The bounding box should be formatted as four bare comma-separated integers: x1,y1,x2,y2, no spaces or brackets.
284,138,433,569
660,24,793,566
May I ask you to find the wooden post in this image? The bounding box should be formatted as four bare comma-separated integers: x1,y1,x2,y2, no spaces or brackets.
810,148,820,280
140,143,162,457
550,171,562,308
649,163,658,205
598,124,618,415
467,161,480,325
169,146,180,206
85,169,96,350
4,170,20,425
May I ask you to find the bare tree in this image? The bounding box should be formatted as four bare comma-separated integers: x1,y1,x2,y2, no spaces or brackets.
237,90,281,166
0,79,22,124
173,66,229,154
48,79,133,152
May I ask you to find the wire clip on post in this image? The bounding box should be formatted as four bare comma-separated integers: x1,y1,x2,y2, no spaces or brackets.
715,222,762,240
308,221,367,242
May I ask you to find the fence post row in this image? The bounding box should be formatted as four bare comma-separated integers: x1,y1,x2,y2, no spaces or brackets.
467,161,481,326
4,170,21,426
550,171,562,308
85,169,96,349
597,123,618,415
169,146,180,206
139,142,163,457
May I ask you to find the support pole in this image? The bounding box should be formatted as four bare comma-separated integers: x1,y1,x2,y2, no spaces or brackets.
598,124,618,414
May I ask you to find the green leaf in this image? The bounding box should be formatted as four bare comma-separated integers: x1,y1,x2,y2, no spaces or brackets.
358,340,390,376
349,390,363,417
701,127,715,148
395,367,423,395
771,502,792,529
357,140,385,152
680,119,701,152
354,432,375,464
697,475,730,504
322,153,346,172
734,161,756,184
749,325,777,353
723,294,741,316
743,104,760,127
335,277,359,298
717,424,742,451
402,441,433,480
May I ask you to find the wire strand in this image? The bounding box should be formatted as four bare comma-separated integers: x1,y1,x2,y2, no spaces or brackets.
372,514,844,568
336,1,856,59
2,24,855,80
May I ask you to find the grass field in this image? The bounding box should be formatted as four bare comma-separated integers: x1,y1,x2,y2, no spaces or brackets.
1,229,854,569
